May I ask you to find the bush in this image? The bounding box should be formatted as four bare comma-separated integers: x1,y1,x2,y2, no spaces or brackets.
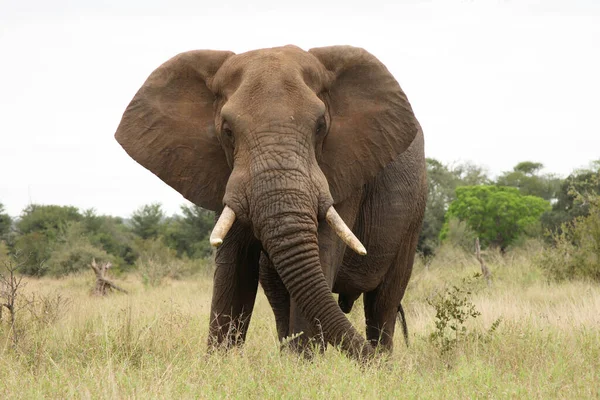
13,232,52,275
442,218,476,253
46,222,114,276
537,185,600,282
426,273,482,355
135,238,213,286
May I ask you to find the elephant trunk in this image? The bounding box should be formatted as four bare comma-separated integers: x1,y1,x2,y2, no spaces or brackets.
249,167,374,360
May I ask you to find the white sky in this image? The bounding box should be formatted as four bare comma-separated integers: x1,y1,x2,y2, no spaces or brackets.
1,0,599,217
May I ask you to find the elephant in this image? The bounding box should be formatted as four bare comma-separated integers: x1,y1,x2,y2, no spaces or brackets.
114,45,427,360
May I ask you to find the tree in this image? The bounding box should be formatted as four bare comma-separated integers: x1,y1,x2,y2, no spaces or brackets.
450,161,491,186
418,159,491,255
0,203,12,240
496,161,560,200
81,209,137,267
538,174,600,282
541,163,600,234
0,203,11,241
130,203,165,240
13,205,83,275
16,204,82,239
441,186,550,250
164,204,214,258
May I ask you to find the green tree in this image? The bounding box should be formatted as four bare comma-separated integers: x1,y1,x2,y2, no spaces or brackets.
47,221,114,276
13,205,83,275
130,203,165,240
0,203,11,241
496,161,560,200
541,163,600,234
164,204,214,258
538,174,600,282
81,209,137,267
16,204,82,239
450,161,491,186
419,159,491,255
441,186,550,250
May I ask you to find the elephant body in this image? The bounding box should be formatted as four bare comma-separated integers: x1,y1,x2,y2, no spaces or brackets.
115,45,427,360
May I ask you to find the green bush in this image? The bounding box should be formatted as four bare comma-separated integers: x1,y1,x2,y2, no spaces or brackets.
442,218,476,253
0,203,11,241
426,273,482,355
135,237,213,286
538,191,600,282
13,232,53,275
46,222,114,276
81,210,137,268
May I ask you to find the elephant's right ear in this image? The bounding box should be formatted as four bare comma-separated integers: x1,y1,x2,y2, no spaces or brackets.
115,50,234,211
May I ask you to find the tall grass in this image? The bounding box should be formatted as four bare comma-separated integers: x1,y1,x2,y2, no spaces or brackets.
1,244,599,399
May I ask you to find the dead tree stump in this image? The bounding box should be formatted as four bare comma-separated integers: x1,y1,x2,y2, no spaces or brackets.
90,259,128,296
475,238,492,286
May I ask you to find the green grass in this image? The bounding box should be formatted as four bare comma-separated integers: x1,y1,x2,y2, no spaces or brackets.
1,246,599,399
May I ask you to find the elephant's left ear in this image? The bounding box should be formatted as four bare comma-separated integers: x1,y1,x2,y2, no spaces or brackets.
309,46,421,203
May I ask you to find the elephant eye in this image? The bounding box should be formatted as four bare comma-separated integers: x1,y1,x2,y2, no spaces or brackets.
315,116,327,136
222,121,234,141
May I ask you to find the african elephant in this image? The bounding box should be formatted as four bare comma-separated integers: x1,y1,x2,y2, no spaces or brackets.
114,45,426,360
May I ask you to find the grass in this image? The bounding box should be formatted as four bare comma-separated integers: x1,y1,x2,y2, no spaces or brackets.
1,245,599,399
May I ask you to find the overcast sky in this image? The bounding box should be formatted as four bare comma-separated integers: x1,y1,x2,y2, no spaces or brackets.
1,0,599,217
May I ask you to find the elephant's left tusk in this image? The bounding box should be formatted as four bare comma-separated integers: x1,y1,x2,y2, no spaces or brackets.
210,206,236,247
325,206,367,256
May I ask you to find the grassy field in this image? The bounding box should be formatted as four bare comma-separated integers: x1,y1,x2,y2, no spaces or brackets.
1,245,599,399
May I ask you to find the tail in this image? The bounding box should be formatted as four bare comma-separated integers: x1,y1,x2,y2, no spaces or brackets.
397,304,409,347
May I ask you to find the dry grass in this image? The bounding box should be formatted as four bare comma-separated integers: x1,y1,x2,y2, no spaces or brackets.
1,246,599,399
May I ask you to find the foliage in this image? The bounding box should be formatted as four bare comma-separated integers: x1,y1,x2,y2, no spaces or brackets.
12,232,52,275
426,274,482,355
0,203,11,241
11,205,83,275
0,241,9,267
81,209,137,267
441,218,476,253
496,161,561,200
441,185,550,250
418,159,491,255
130,203,165,240
163,204,214,259
16,204,82,239
46,222,115,276
537,178,600,282
541,163,600,234
137,236,212,286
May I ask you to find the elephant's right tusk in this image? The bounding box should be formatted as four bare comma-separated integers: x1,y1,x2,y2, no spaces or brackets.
210,206,236,247
325,206,367,256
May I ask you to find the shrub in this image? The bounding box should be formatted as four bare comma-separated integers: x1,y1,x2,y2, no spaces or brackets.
426,273,482,355
443,218,476,253
47,222,114,276
538,192,600,282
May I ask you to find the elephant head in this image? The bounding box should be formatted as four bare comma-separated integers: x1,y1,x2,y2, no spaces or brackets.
115,45,420,359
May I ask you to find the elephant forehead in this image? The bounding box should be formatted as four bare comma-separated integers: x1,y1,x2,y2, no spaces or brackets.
213,46,328,96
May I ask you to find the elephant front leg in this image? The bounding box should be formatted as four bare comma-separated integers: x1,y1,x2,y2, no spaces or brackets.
208,223,261,349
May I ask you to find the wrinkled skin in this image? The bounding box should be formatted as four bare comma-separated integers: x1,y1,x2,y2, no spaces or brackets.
115,45,427,360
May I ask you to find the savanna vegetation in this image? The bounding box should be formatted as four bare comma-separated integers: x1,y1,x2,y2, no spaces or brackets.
1,159,599,398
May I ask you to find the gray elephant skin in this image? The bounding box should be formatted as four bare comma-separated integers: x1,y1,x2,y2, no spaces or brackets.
114,45,427,360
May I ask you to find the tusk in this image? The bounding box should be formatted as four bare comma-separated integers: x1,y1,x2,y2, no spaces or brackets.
325,207,367,256
210,206,236,247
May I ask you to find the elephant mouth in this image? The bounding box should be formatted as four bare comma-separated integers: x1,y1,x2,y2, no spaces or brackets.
210,205,366,256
